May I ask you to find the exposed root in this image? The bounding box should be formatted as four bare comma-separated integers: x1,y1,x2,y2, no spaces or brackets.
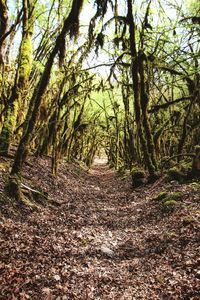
6,175,40,210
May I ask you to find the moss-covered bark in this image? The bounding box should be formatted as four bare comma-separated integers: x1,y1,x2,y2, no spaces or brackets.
127,0,158,178
0,0,34,155
0,0,8,66
0,101,18,155
192,145,200,177
138,54,158,172
11,0,84,177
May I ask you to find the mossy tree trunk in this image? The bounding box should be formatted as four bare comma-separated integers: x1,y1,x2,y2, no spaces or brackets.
0,0,34,155
10,0,84,179
0,0,8,67
178,53,199,156
192,145,200,177
121,84,136,168
138,53,158,171
0,0,8,99
127,0,158,178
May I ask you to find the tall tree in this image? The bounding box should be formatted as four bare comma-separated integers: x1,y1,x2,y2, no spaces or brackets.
126,0,158,179
10,0,85,197
0,0,8,67
0,0,35,155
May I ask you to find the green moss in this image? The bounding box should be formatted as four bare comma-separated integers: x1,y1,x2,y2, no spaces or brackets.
190,182,200,190
19,35,33,83
0,162,10,171
131,168,146,180
170,192,182,200
182,216,195,226
0,100,19,154
162,199,177,212
194,145,200,153
167,166,186,182
180,162,191,173
154,191,168,201
154,191,182,202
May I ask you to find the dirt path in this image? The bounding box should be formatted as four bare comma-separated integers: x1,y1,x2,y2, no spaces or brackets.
0,159,199,299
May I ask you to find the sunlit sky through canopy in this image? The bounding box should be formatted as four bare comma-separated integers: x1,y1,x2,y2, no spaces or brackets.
7,0,197,77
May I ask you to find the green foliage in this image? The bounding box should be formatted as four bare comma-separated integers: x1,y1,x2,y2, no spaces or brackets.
0,0,199,186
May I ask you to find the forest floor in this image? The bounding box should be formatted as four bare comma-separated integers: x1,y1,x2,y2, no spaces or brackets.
0,156,200,300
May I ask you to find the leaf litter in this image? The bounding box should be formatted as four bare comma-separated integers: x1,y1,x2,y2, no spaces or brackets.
0,156,200,299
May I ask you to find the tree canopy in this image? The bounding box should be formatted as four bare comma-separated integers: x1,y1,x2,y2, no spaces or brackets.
0,0,199,198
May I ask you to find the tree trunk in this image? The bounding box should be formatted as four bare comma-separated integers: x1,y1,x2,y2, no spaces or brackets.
0,0,34,155
0,0,8,66
11,0,84,177
191,145,200,177
127,0,157,178
138,54,158,171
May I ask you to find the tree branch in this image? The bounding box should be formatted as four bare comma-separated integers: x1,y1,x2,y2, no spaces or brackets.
149,96,191,113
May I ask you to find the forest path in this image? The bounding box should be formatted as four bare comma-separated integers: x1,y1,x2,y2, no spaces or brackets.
0,157,199,299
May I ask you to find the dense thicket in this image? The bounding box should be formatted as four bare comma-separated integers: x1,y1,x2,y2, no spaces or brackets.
0,0,199,198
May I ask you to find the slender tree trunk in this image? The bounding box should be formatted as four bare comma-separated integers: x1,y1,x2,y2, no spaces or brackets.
127,0,157,177
0,0,8,99
138,54,158,170
11,0,84,177
178,75,198,156
0,0,34,155
0,0,8,66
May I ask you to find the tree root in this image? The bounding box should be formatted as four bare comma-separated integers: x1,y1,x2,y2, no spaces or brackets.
6,175,61,209
6,175,39,210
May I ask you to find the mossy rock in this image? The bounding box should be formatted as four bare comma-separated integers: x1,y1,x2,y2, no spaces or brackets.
131,168,146,180
170,192,182,200
131,168,146,188
190,182,200,190
182,216,195,226
131,169,146,180
154,191,168,201
162,199,177,212
154,191,182,202
167,166,186,182
180,162,191,173
132,177,146,188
